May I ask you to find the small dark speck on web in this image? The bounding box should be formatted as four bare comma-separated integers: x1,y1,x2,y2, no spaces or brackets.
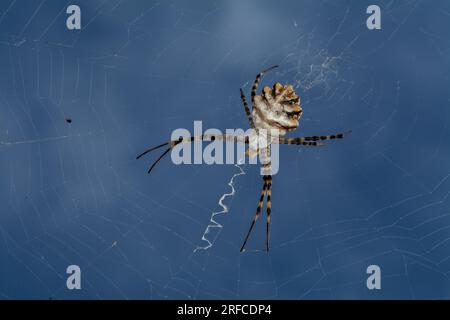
65,118,72,124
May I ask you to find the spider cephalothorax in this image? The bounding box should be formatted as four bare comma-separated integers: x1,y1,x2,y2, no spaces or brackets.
252,82,302,136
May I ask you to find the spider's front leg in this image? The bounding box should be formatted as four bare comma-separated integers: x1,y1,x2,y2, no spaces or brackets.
240,176,268,252
240,175,273,253
265,175,273,252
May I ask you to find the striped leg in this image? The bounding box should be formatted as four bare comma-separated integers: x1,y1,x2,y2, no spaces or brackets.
265,175,272,252
137,134,249,173
145,147,173,173
251,65,279,109
240,177,268,252
278,131,351,145
136,139,182,173
278,140,324,146
240,88,255,128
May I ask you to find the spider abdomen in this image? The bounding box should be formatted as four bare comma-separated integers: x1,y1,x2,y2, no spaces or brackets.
252,83,302,136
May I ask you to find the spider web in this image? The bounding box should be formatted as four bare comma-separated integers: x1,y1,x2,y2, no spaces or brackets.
1,0,450,299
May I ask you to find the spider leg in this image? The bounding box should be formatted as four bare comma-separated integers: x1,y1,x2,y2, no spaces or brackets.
278,130,351,145
147,147,172,173
136,142,170,159
251,65,279,108
240,88,255,128
240,176,268,253
279,140,325,146
137,138,183,173
265,175,272,252
137,135,249,173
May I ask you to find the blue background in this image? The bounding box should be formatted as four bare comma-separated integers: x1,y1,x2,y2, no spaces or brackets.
1,0,450,299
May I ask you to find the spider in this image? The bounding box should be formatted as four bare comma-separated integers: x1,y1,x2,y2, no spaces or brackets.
137,65,350,252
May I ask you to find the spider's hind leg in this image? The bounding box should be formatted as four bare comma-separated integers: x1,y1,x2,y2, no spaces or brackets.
251,65,279,107
240,88,255,129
